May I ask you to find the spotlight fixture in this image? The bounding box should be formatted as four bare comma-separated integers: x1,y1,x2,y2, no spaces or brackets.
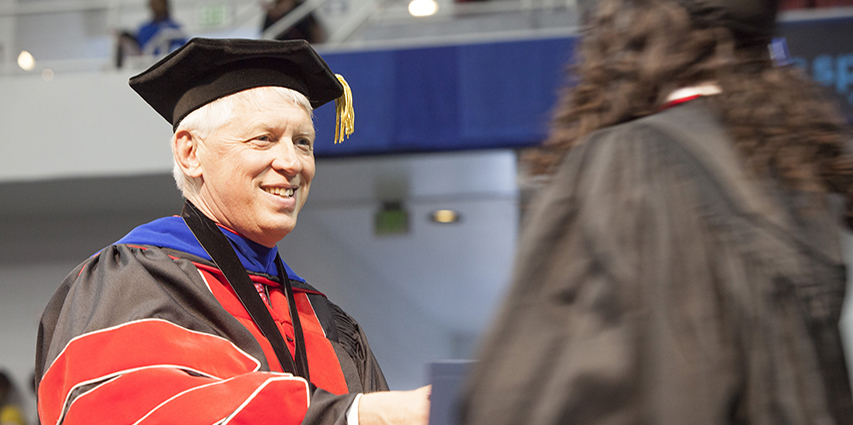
430,209,461,224
17,51,35,71
408,0,438,17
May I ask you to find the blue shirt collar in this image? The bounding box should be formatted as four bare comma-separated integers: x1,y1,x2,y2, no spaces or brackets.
114,216,306,283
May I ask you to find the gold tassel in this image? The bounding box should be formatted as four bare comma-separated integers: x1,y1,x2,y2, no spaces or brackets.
335,74,354,144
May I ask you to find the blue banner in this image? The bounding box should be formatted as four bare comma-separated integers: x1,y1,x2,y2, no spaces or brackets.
313,37,577,156
313,15,852,156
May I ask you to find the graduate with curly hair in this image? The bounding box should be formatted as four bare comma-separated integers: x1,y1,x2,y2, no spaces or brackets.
461,0,853,424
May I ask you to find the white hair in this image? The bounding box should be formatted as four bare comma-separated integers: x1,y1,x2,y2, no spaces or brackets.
171,86,314,198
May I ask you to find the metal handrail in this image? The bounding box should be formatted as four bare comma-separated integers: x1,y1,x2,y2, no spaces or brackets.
260,0,328,39
0,0,585,76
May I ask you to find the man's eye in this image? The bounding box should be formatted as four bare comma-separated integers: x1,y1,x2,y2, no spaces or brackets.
256,135,272,142
295,138,313,148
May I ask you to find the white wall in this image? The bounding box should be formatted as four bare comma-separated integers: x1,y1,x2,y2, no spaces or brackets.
0,71,173,181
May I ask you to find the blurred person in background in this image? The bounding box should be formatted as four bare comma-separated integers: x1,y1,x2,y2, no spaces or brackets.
0,371,25,425
461,0,853,424
37,38,428,425
261,0,325,43
115,0,187,67
134,0,187,55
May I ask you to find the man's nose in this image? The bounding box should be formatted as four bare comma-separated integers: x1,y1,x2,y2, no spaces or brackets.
271,139,302,175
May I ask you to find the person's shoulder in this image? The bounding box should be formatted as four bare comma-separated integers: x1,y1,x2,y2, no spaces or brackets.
544,106,724,212
583,109,694,147
572,101,728,177
69,214,199,284
557,113,677,177
65,243,173,285
136,21,158,41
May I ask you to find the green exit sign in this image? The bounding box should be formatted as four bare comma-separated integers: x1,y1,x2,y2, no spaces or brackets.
374,203,409,236
199,4,229,28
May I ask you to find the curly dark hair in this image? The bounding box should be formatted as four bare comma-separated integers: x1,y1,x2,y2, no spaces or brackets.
532,0,853,225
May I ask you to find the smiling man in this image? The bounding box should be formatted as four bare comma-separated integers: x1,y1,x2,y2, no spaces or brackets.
35,38,429,425
176,87,317,248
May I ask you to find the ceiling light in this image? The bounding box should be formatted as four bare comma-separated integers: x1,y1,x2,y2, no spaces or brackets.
17,51,35,71
408,0,438,17
430,209,461,224
41,68,54,81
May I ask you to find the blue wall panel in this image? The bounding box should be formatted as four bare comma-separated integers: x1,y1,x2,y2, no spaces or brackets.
311,16,852,157
313,37,578,156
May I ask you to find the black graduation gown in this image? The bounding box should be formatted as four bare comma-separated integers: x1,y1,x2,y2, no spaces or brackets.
461,99,853,425
35,229,388,425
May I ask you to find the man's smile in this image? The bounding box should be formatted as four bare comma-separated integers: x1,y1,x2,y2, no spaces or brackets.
263,187,295,198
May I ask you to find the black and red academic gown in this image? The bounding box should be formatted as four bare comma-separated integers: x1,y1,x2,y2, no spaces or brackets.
35,216,388,425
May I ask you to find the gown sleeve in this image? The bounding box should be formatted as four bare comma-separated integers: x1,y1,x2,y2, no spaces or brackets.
327,302,389,393
460,120,850,425
301,302,389,425
35,244,370,425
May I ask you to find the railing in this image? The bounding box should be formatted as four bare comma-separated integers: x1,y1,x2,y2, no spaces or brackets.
0,0,584,76
0,0,269,75
2,0,851,77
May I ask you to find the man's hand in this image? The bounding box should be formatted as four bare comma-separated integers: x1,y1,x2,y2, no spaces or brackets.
358,385,431,425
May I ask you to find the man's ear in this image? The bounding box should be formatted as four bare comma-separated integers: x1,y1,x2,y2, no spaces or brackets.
173,130,203,179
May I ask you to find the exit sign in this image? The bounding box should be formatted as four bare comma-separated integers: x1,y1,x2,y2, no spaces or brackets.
199,4,229,28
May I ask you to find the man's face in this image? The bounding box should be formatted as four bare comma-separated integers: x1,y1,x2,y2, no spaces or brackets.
194,91,315,247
